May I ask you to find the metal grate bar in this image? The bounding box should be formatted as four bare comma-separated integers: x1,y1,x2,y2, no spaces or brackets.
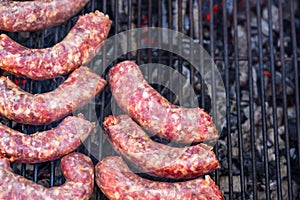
178,0,183,32
90,0,95,10
147,0,153,65
102,0,106,14
113,0,119,65
222,1,233,199
127,0,132,60
208,0,215,115
233,0,245,198
245,0,257,199
157,0,163,93
256,0,271,199
167,0,173,102
267,0,282,199
176,0,183,108
98,0,107,164
136,0,142,64
198,0,206,110
110,0,120,158
278,1,293,199
188,0,195,99
188,0,194,39
158,0,162,28
208,0,219,186
147,0,153,84
289,0,300,168
33,164,38,183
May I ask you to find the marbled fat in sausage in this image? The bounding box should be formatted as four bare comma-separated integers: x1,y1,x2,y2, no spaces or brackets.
108,61,218,143
0,114,95,163
0,66,106,125
0,152,94,200
103,115,219,179
0,10,112,80
0,0,89,32
96,156,224,200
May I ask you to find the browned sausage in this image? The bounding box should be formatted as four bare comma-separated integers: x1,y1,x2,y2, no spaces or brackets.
0,152,94,200
0,10,111,80
103,114,219,179
0,114,95,163
95,156,224,200
0,0,89,32
0,66,106,125
108,61,218,144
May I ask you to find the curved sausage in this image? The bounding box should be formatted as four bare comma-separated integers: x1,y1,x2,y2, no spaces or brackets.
0,0,89,32
96,156,224,200
0,10,111,80
0,114,95,163
103,115,219,179
108,61,218,144
0,152,94,200
0,66,106,125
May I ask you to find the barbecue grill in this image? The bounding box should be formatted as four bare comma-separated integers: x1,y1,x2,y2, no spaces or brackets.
0,0,299,199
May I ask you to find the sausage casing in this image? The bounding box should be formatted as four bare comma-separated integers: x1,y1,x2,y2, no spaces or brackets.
0,114,95,163
95,156,224,200
0,66,106,125
108,61,218,143
0,11,111,80
0,0,89,32
0,152,94,200
103,114,219,179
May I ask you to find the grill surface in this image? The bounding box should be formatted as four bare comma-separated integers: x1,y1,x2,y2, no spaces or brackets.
0,0,299,199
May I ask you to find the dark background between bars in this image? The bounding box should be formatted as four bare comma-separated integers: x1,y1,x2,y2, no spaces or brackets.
0,0,299,199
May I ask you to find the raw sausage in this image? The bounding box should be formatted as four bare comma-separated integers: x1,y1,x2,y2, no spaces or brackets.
0,10,111,80
103,115,219,179
0,0,89,32
108,61,218,143
95,156,224,200
0,66,106,125
0,114,95,163
0,152,94,200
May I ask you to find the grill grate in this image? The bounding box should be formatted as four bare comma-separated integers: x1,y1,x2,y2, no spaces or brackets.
0,0,299,199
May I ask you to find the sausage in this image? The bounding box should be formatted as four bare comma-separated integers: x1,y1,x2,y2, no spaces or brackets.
0,0,89,32
0,114,95,163
108,61,218,144
0,152,94,200
0,66,106,125
103,115,219,179
0,10,112,80
95,156,224,200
